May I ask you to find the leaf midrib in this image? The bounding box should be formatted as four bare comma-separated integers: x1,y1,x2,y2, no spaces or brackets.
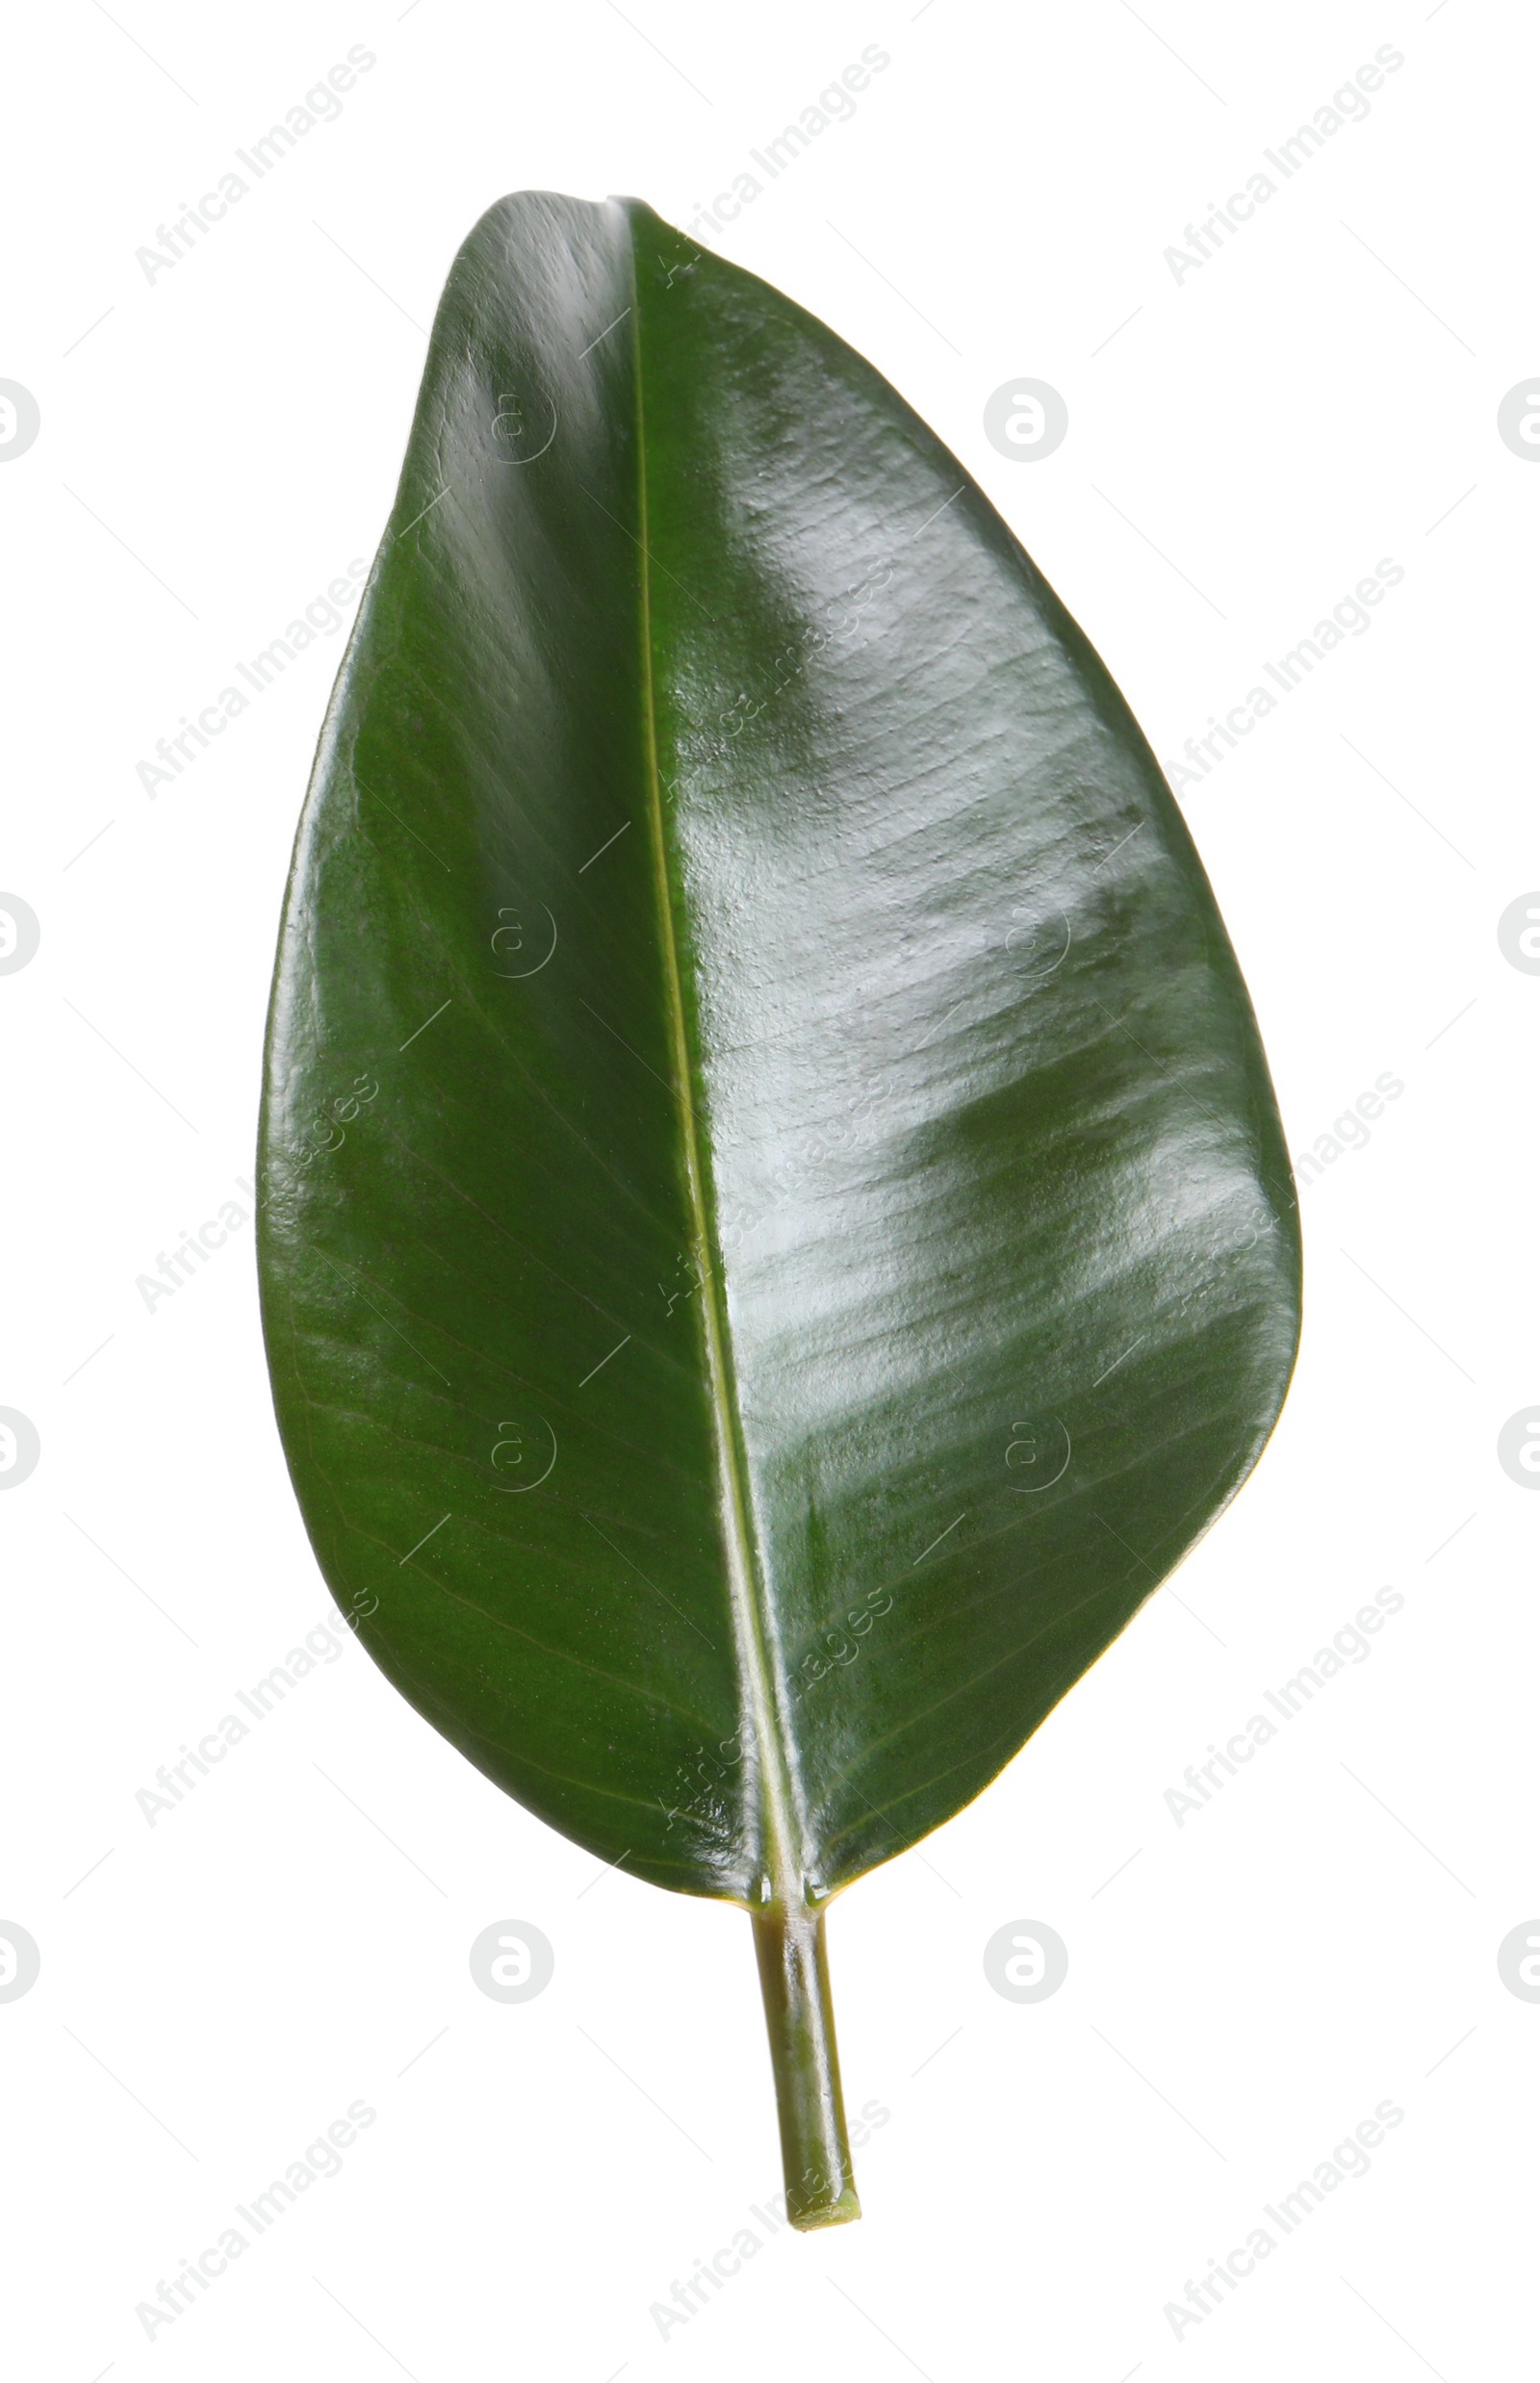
626,219,805,1909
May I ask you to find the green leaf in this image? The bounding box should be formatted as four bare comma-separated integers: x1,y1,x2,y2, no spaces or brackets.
258,192,1300,2226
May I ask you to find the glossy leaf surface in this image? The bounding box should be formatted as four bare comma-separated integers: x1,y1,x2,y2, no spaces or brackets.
259,192,1299,2217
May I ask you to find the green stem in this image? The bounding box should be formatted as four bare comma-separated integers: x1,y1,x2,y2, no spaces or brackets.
752,1904,861,2230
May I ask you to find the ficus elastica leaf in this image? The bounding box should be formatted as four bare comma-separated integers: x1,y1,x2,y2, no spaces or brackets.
258,192,1300,2226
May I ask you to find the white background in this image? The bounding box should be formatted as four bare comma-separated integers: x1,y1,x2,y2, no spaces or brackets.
2,2,1533,2376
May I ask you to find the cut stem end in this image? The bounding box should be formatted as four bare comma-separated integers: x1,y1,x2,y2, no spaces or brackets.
751,1903,861,2230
